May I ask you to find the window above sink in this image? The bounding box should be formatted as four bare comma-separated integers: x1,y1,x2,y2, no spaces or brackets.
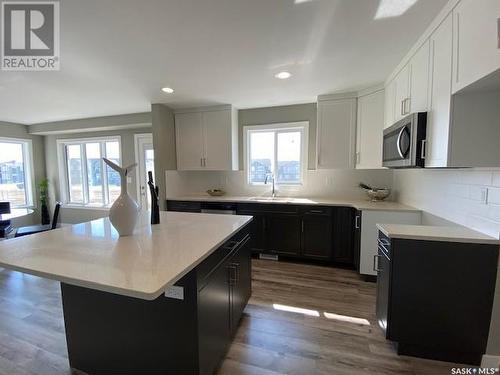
243,121,308,186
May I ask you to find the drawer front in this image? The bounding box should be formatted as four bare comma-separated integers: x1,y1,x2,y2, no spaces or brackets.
236,203,299,214
300,206,333,216
166,200,201,212
197,225,250,289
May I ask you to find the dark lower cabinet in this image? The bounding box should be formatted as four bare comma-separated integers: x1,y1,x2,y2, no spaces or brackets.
301,209,333,260
237,210,268,253
61,224,252,375
169,200,358,267
268,214,302,256
229,237,252,330
376,230,499,365
198,260,231,374
166,200,202,212
375,237,390,332
332,207,356,265
198,235,251,375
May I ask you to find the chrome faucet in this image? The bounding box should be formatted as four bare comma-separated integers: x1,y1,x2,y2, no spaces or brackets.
265,173,276,197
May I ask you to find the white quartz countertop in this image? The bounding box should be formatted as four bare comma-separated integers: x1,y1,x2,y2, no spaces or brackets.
167,195,420,212
377,223,500,245
0,211,252,300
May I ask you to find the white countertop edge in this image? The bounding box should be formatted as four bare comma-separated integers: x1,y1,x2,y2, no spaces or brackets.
1,215,253,301
167,195,421,212
376,223,500,246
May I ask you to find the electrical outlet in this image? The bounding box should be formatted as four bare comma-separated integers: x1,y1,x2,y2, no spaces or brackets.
164,285,184,300
126,176,132,184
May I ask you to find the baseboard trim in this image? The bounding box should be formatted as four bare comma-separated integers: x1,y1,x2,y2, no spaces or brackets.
481,354,500,368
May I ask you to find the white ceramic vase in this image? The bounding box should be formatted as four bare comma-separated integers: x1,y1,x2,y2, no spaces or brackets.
103,158,139,236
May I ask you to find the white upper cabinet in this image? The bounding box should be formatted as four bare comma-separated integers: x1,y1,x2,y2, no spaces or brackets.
426,13,453,168
385,41,430,128
394,65,410,121
175,106,238,171
356,89,385,169
408,40,431,113
175,112,204,170
317,95,357,169
203,109,235,170
452,0,500,93
384,79,396,129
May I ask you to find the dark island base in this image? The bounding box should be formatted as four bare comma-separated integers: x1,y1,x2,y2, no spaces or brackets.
397,343,482,366
61,225,252,375
61,275,198,375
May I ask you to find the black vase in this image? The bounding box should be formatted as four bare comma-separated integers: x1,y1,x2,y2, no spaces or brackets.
41,204,50,225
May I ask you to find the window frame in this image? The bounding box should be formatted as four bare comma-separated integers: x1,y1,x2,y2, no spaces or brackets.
0,137,35,208
243,122,308,186
56,136,122,209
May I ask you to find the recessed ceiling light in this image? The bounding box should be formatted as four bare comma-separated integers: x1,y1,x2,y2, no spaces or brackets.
161,87,174,93
275,71,292,80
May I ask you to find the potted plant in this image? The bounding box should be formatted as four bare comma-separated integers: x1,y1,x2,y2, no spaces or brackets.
39,179,50,225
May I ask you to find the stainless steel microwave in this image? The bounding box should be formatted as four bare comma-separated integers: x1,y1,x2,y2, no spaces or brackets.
382,112,427,168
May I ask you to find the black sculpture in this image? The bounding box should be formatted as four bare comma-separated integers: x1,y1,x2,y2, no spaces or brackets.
147,171,160,225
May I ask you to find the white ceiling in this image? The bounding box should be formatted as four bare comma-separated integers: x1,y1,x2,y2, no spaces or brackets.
0,0,448,125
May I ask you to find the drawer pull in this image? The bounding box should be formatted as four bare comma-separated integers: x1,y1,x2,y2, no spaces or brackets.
355,215,360,229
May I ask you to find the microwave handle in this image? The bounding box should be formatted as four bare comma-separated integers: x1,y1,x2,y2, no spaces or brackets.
396,127,406,159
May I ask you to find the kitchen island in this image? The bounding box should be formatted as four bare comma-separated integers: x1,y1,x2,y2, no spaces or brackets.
0,211,253,374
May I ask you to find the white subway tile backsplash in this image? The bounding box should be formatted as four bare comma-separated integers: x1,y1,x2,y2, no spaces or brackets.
394,169,500,239
166,169,394,200
487,187,500,205
449,184,469,199
492,172,500,187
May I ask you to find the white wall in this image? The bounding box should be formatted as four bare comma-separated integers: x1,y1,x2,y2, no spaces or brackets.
393,168,500,356
166,169,394,200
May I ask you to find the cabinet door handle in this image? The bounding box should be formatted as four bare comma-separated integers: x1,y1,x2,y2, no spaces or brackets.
355,215,360,229
421,139,426,159
228,264,238,286
373,254,381,272
200,158,203,167
301,220,304,233
400,100,405,116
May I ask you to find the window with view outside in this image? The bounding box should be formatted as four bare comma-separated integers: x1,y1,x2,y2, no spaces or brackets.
0,140,32,207
247,125,305,185
63,138,121,207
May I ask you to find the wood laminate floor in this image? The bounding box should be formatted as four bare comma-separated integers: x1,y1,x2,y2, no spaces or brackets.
0,260,460,374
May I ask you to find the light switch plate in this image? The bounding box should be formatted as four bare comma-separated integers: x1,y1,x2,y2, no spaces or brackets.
165,285,184,300
126,177,132,184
